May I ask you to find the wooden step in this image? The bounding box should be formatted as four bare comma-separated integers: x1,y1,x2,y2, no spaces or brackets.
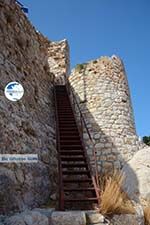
58,109,73,112
60,151,84,155
60,145,83,149
64,188,95,192
63,178,92,183
60,138,80,141
60,156,85,161
59,141,81,145
60,132,79,135
59,120,76,123
61,163,87,167
55,85,99,210
60,142,81,146
59,122,76,125
58,113,73,115
57,106,72,108
57,108,72,110
58,111,73,113
59,126,77,129
58,114,74,117
57,102,70,104
59,127,78,130
59,123,77,127
59,119,75,122
57,109,73,112
58,118,75,121
59,130,79,133
64,198,98,202
59,127,79,132
58,117,75,120
62,170,90,175
60,135,80,139
60,148,83,152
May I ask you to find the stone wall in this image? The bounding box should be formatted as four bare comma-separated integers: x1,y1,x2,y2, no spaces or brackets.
48,40,70,84
1,208,144,225
0,0,144,217
69,56,142,173
0,0,69,214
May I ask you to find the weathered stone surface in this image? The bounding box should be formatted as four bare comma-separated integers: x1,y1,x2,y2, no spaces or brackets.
0,0,69,214
110,214,138,225
4,211,49,225
134,203,145,225
51,211,86,225
122,147,150,201
2,209,111,225
0,167,21,213
110,204,144,225
69,56,144,173
0,0,145,218
32,208,54,217
0,215,5,225
85,210,105,224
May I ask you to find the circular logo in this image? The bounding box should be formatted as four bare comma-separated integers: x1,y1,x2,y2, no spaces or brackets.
4,82,24,101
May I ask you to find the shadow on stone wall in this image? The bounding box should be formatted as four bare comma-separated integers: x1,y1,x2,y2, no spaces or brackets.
0,1,59,215
68,83,140,203
0,52,57,215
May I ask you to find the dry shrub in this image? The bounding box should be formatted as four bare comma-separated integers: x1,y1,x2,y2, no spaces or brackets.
99,171,135,216
144,206,150,225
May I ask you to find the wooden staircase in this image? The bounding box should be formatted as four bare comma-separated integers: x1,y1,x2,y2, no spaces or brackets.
54,85,99,210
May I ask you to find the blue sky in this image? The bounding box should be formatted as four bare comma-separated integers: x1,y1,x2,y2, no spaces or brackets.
22,0,150,137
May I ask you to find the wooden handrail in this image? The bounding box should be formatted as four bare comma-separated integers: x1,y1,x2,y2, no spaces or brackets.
66,79,100,191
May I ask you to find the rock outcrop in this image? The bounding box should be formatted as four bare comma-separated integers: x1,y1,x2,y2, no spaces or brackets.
122,146,150,202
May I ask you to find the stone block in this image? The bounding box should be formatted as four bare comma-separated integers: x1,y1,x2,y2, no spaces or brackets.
94,133,100,140
33,208,55,217
85,210,105,224
95,143,105,149
51,211,86,225
4,211,49,225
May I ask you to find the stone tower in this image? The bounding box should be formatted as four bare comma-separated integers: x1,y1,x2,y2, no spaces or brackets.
69,56,142,173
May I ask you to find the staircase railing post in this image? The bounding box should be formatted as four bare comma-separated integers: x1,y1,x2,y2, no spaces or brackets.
80,113,83,140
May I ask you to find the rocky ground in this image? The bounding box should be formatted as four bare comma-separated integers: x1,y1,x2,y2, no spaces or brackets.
0,206,145,225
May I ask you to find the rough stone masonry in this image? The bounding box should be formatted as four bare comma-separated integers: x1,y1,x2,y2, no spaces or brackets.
0,0,69,214
69,57,143,173
0,0,143,216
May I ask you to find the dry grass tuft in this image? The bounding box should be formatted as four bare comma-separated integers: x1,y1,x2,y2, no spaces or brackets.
99,171,135,216
144,206,150,225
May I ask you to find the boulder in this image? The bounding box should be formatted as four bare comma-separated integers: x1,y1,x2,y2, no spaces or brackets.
110,202,144,225
85,210,108,224
122,147,150,201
